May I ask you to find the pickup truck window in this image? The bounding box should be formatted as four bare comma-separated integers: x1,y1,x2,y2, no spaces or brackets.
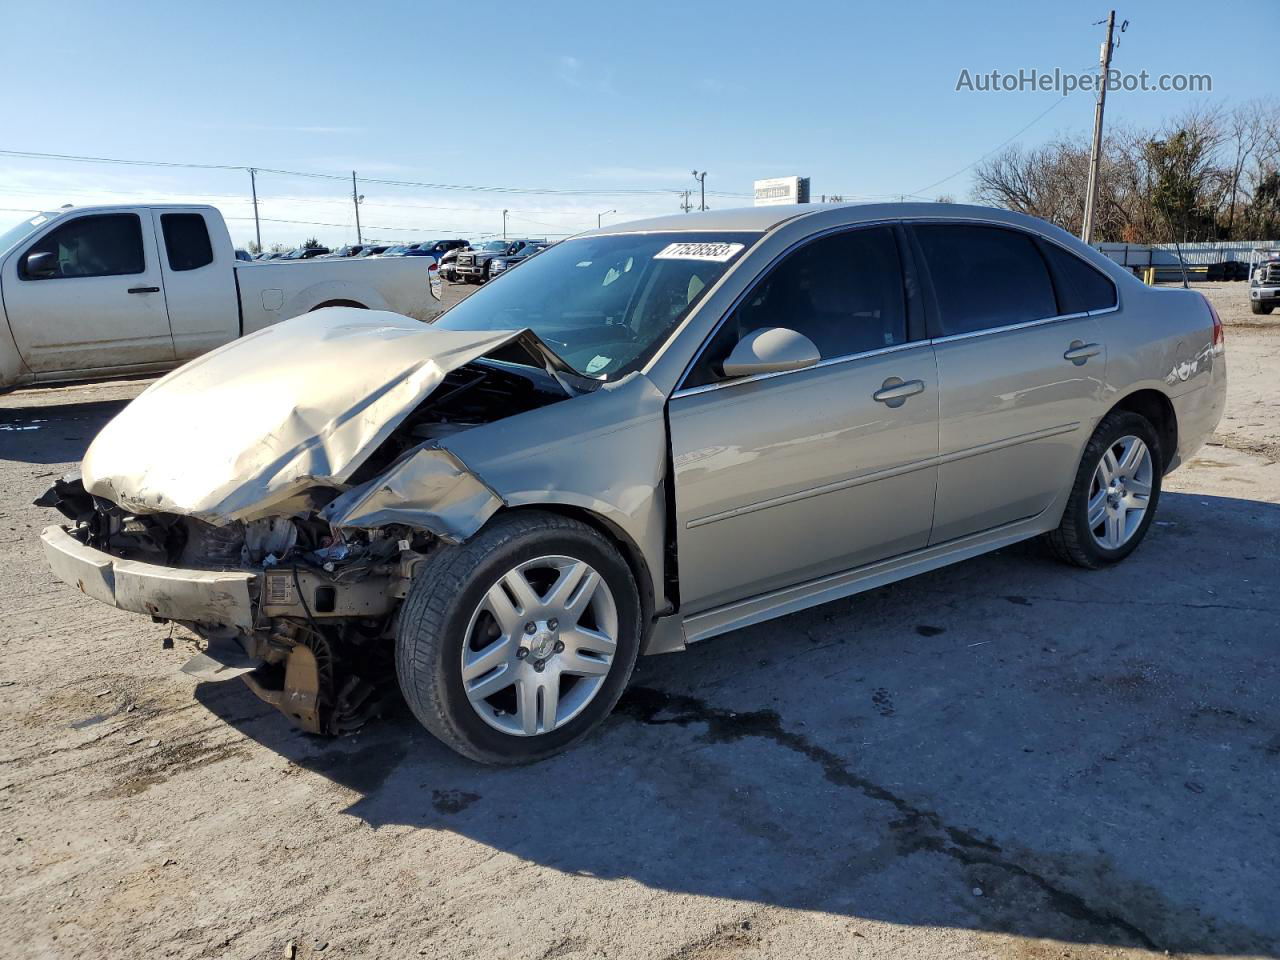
20,213,144,281
160,213,215,272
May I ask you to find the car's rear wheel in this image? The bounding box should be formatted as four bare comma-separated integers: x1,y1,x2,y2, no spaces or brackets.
1046,410,1163,569
396,511,641,764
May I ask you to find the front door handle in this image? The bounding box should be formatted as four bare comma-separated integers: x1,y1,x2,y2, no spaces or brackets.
128,286,160,294
872,377,925,407
1064,341,1102,365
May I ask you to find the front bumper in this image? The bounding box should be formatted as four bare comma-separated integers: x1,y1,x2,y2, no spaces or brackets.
1251,286,1279,303
41,525,256,629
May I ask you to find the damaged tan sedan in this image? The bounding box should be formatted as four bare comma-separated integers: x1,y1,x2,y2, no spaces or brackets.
40,204,1225,763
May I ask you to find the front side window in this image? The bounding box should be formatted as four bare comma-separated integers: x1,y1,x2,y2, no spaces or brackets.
434,231,757,379
684,226,907,387
161,213,215,271
913,224,1057,336
20,213,145,280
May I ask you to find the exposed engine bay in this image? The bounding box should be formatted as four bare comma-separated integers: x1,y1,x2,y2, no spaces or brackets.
37,356,572,735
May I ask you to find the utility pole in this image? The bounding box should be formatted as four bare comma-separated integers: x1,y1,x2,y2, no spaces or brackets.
248,168,261,251
502,209,509,239
351,171,364,244
691,170,707,211
1081,10,1118,245
597,209,615,229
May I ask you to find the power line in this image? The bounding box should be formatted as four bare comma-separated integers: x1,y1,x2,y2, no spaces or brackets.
0,148,691,198
908,59,1100,197
911,94,1073,196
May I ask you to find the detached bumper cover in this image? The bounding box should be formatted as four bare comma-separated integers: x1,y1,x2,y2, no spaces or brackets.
41,525,256,629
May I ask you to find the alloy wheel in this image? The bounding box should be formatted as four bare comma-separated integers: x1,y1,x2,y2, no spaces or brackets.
460,555,618,737
1088,434,1154,550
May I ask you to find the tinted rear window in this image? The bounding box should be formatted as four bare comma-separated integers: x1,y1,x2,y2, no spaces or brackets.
913,224,1057,336
1039,241,1118,313
161,213,214,271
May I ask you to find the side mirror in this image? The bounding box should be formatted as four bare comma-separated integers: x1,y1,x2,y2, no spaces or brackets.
721,327,820,378
24,251,59,280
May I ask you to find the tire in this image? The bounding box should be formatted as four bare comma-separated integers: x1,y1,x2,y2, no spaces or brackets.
310,299,367,311
1045,410,1163,569
396,510,642,764
1251,300,1273,315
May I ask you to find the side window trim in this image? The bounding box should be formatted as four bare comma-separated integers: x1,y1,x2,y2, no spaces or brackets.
18,212,147,281
1034,234,1120,315
906,220,1096,344
674,219,918,393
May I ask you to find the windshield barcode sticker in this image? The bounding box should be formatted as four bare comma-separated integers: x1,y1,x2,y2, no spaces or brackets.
654,241,744,263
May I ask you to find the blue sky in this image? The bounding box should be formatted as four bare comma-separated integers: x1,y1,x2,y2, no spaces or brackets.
0,0,1266,248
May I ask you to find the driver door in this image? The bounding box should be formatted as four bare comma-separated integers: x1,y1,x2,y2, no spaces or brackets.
667,225,939,613
2,211,174,375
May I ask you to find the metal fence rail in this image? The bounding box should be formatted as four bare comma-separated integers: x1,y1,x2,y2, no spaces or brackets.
1096,241,1278,268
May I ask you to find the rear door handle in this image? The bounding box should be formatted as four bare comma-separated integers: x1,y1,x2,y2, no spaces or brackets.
872,377,925,407
1064,341,1102,365
127,286,160,294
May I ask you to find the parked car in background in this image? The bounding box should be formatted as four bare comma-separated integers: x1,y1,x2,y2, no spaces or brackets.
36,203,1225,764
488,240,551,277
0,204,445,389
1249,247,1279,315
328,244,367,259
282,246,331,260
411,239,470,261
455,238,545,283
234,249,254,262
438,246,464,281
356,245,392,258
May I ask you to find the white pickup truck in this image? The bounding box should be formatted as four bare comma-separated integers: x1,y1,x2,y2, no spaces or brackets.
0,204,443,389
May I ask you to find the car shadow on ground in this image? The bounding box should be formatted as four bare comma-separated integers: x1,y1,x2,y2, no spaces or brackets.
196,490,1280,957
0,399,129,466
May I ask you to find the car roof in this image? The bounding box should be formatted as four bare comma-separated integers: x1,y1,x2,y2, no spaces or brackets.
582,202,1071,240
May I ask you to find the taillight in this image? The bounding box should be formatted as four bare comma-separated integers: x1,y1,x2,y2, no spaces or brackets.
1201,294,1224,349
428,261,438,271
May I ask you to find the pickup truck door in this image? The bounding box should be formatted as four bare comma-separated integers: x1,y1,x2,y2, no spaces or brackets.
1,210,174,374
151,209,240,360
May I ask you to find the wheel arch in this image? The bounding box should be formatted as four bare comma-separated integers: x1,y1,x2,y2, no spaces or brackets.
1105,388,1178,473
494,503,657,631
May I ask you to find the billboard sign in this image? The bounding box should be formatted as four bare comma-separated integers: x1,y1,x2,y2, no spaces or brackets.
753,176,810,206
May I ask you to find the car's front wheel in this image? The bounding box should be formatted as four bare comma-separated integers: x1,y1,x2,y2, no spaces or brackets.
396,511,641,764
1046,410,1163,569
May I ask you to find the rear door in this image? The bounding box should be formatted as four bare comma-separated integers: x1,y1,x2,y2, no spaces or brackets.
668,224,939,613
152,210,240,360
909,222,1110,544
2,211,173,374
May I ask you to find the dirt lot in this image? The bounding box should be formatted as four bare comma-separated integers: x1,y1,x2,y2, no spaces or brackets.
2,283,1277,960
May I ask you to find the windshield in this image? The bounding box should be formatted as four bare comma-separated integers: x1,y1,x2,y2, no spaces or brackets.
434,231,758,379
481,241,510,251
0,212,58,256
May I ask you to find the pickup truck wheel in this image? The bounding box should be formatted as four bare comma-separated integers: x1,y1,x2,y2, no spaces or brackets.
1045,411,1163,570
1251,300,1273,315
396,510,641,764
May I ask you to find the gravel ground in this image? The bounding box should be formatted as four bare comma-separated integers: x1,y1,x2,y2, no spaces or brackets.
1,283,1277,960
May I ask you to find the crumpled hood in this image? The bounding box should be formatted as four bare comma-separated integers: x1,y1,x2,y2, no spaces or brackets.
82,308,560,523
